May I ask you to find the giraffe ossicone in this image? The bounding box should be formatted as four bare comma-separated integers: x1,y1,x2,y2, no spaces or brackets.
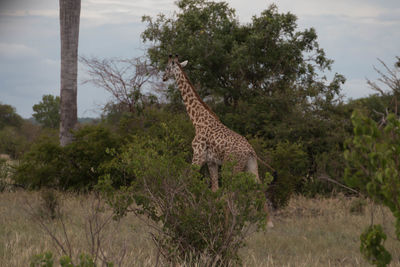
163,55,274,227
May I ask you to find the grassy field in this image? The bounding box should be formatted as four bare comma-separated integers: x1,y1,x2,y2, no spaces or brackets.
1,190,399,266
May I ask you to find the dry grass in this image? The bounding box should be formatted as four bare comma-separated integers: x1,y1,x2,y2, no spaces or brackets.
1,191,399,266
243,195,400,266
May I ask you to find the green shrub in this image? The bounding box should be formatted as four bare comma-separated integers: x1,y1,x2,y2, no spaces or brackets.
0,126,29,159
267,141,309,209
38,189,61,220
100,109,194,187
0,103,23,130
13,125,120,190
0,158,9,192
98,124,268,265
61,125,121,189
13,136,62,188
249,138,309,208
360,225,392,267
30,251,101,267
30,251,54,267
345,111,400,266
116,107,194,155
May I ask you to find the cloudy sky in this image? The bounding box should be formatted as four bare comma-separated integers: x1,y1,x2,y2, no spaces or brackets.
0,0,399,118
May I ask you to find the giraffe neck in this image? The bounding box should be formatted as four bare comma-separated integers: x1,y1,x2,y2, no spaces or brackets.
174,67,219,126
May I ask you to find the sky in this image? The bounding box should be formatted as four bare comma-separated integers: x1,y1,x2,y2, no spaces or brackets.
0,0,399,118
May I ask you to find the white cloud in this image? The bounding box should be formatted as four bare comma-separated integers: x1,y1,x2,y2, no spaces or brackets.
0,9,58,18
1,0,398,27
343,78,375,99
223,0,400,26
279,0,383,18
42,58,59,66
81,0,176,27
0,43,39,59
0,0,175,26
0,0,58,17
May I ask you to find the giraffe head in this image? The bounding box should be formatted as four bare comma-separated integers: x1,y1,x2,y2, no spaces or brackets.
162,54,188,81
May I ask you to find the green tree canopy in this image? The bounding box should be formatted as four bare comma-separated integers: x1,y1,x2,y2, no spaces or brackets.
142,0,344,111
32,95,60,129
0,103,23,130
142,0,347,182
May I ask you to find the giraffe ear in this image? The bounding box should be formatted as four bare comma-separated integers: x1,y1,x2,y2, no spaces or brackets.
180,60,188,67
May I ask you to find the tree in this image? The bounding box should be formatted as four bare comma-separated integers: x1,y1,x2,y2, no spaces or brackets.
0,103,23,130
80,56,160,114
345,111,398,267
59,0,81,146
142,1,343,111
366,57,400,118
141,0,346,188
344,58,400,267
32,95,60,129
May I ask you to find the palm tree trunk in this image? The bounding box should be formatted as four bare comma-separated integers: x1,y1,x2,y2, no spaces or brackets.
59,0,81,146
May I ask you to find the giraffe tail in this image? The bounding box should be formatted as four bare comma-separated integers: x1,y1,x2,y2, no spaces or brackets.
256,155,278,182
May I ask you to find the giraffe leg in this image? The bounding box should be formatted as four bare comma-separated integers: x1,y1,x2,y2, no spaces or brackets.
246,156,274,228
246,156,261,183
264,202,274,228
207,162,219,192
231,157,247,174
192,152,206,167
192,138,206,167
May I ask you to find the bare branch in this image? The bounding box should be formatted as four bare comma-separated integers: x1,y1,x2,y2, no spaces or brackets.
80,56,162,113
368,58,400,115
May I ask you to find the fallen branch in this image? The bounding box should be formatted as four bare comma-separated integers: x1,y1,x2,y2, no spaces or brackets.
317,174,359,194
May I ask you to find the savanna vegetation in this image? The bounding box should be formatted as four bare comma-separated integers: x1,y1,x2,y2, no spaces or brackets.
1,191,399,266
1,0,400,266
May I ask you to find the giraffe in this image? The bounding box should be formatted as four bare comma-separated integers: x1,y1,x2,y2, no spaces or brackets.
162,55,274,227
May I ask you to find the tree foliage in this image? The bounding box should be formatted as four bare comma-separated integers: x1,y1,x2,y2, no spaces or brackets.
344,58,400,266
344,111,400,267
142,0,344,110
33,95,60,129
360,225,392,267
0,103,23,130
0,103,40,158
14,125,120,190
141,0,347,188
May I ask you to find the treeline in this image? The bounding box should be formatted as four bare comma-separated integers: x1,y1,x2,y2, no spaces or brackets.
1,89,395,190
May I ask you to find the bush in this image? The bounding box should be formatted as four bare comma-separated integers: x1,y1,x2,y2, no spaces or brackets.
0,126,29,159
38,189,61,220
345,111,400,266
115,107,194,152
0,103,23,130
267,141,309,209
360,225,392,267
13,125,120,190
0,158,9,192
62,125,121,189
30,251,99,267
249,138,309,208
98,124,268,265
13,136,62,188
